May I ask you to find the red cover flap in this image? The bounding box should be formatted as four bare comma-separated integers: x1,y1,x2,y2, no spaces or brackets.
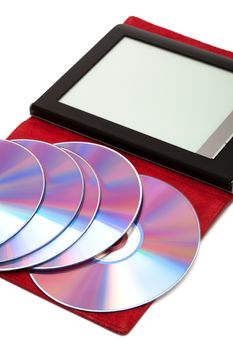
1,16,232,335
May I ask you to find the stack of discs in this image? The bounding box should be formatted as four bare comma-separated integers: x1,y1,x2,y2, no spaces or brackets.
0,139,200,312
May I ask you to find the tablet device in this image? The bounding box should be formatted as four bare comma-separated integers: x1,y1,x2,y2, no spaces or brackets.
31,24,233,192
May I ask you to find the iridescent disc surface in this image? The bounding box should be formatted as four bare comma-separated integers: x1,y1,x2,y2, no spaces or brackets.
34,142,142,269
0,140,44,245
0,140,84,263
31,175,200,312
0,152,100,270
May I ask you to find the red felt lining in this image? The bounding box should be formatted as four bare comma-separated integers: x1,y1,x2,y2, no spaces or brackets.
1,16,232,335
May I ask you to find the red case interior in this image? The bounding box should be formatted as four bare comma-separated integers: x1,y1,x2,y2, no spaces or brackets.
1,16,232,335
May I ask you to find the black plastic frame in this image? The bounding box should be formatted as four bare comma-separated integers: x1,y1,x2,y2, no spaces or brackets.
30,24,233,192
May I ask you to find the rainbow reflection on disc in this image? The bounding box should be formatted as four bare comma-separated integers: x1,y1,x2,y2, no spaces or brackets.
0,140,84,263
34,142,142,268
0,152,100,271
31,175,200,312
0,140,45,245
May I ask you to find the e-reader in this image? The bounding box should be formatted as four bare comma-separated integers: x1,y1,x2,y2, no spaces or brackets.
31,24,233,192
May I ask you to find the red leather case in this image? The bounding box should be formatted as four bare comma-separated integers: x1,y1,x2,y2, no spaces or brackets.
1,16,232,335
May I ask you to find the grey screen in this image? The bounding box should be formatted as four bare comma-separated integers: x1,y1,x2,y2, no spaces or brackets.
60,37,233,158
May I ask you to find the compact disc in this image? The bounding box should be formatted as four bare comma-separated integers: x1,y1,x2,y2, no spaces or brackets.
34,142,142,269
31,175,200,312
0,152,100,270
0,140,44,245
0,140,84,263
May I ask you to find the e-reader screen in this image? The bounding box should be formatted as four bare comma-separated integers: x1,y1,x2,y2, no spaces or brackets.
59,37,233,159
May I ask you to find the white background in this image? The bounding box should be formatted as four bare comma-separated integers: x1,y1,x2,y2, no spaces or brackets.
0,1,232,349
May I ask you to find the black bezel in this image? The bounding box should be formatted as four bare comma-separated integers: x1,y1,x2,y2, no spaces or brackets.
30,24,233,192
